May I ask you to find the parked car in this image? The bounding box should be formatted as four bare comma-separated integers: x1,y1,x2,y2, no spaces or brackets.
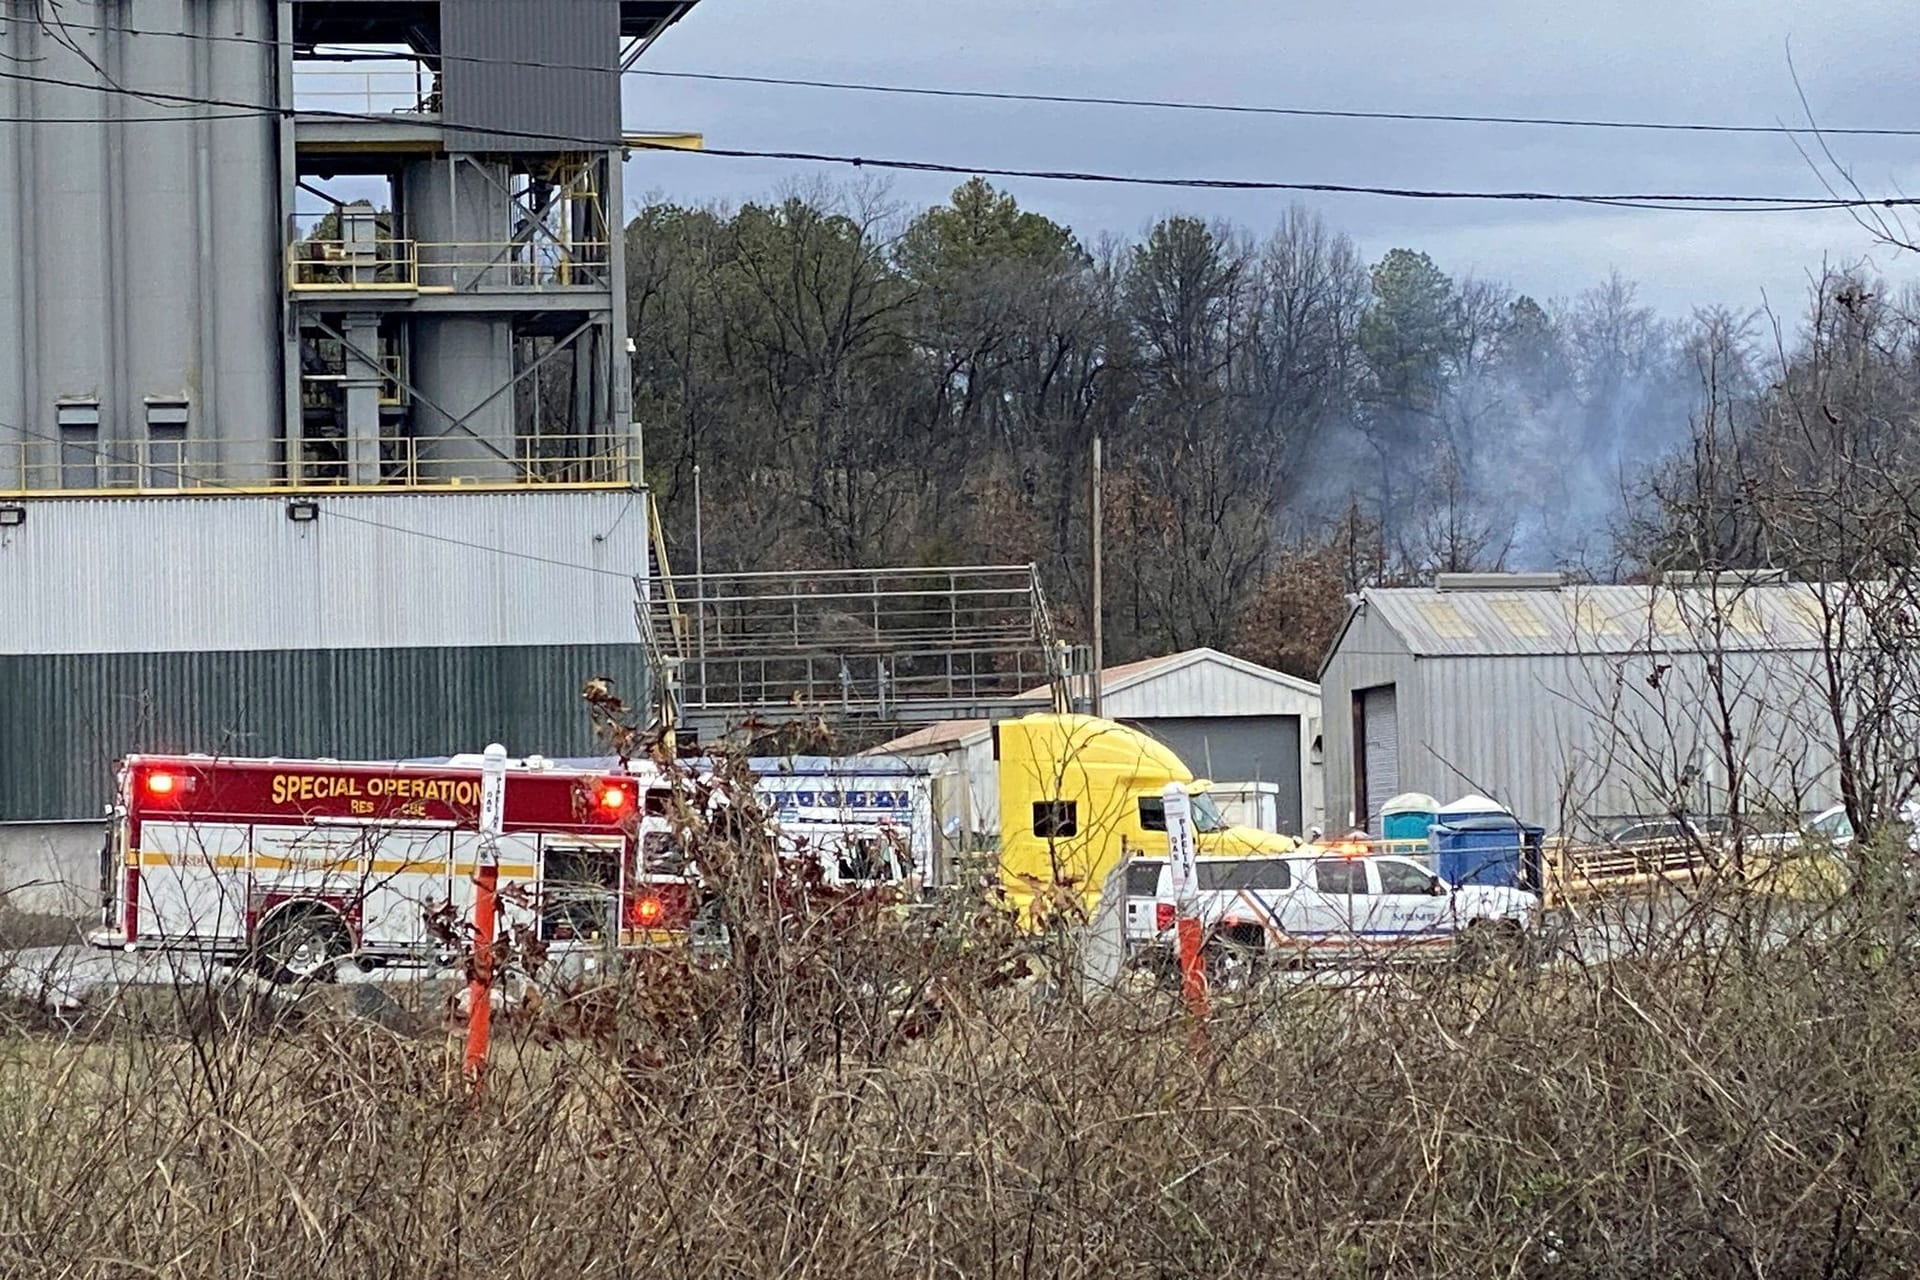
1142,851,1539,981
1807,804,1855,849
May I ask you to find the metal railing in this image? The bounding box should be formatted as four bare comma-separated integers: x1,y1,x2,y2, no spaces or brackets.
1,433,636,493
1544,835,1738,906
288,240,611,293
641,565,1063,720
293,65,439,116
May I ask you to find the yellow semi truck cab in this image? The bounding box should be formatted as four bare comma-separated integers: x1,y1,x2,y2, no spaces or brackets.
995,713,1295,926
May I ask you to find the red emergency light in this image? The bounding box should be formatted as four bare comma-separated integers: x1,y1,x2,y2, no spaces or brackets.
625,882,690,931
141,770,194,800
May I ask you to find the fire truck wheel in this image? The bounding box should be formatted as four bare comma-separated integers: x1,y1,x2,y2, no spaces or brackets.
254,907,353,983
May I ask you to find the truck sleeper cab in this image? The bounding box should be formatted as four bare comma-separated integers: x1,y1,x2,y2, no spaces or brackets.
995,713,1295,927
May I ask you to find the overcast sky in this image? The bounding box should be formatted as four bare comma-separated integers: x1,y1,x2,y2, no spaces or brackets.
618,0,1920,320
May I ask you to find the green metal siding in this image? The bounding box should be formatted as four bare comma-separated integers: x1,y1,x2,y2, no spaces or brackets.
0,646,648,821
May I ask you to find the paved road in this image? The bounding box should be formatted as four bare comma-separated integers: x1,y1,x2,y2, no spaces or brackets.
2,888,1826,1018
0,944,460,1012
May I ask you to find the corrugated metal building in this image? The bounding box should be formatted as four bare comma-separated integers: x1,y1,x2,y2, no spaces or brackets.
1319,574,1843,834
0,489,648,823
0,0,700,914
882,647,1325,839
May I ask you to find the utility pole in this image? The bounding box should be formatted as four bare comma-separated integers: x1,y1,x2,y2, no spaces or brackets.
1090,434,1104,717
693,463,707,691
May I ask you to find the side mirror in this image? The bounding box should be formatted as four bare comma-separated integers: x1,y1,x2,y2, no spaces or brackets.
1428,875,1447,897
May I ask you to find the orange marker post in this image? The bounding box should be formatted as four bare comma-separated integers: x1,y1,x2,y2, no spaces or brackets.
464,743,508,1092
1161,782,1210,1036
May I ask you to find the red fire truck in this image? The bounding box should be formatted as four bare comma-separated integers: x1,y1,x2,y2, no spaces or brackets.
91,753,694,980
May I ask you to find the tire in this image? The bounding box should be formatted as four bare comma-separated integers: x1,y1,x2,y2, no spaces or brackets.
253,907,353,984
1456,918,1526,972
1205,928,1267,992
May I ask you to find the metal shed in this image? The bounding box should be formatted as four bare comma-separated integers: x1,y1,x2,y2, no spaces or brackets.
883,647,1325,839
1318,574,1844,835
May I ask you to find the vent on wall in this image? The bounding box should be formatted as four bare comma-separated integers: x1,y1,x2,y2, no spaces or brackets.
1434,572,1564,592
55,399,101,489
55,399,100,429
145,397,189,429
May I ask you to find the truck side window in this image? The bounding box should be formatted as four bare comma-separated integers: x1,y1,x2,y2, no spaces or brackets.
1124,860,1164,896
1137,797,1166,832
1033,801,1077,839
1314,858,1368,895
1376,859,1433,895
1199,860,1292,892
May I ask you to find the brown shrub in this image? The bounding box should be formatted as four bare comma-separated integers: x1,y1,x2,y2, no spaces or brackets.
2,768,1917,1277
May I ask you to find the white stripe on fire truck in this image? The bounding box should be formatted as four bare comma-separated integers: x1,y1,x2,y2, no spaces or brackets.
133,851,539,877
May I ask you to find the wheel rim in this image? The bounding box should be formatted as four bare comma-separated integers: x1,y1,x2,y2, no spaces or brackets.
269,917,341,977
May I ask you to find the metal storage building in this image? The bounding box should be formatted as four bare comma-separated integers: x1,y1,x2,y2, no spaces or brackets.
880,647,1325,840
1318,574,1844,835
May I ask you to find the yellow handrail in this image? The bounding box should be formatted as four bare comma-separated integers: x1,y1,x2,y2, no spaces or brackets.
288,240,612,292
1,433,641,495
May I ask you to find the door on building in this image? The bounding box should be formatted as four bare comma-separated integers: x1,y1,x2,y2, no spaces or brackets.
1132,716,1304,835
1354,685,1399,832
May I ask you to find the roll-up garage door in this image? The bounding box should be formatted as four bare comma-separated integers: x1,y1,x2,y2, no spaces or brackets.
1360,685,1398,831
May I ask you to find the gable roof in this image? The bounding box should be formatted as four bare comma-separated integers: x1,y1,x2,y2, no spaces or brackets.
872,718,993,755
1350,581,1840,659
1019,646,1320,702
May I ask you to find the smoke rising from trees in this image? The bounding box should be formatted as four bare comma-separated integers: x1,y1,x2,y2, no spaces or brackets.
627,178,1816,674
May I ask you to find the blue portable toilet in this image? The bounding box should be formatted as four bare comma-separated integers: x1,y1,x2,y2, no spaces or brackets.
1380,791,1439,861
1431,794,1545,891
1380,792,1440,842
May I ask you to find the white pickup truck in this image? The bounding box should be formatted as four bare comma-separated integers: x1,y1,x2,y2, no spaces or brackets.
1128,850,1539,978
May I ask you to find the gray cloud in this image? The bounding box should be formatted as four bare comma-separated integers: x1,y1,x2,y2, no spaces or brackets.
621,0,1920,315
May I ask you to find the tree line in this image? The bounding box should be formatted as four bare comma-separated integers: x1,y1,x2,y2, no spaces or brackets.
626,177,1843,677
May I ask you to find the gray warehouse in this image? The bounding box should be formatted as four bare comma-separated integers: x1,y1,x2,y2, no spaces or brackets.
1319,575,1845,835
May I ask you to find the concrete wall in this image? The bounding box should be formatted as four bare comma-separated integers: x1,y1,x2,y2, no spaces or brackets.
0,0,283,487
0,821,101,922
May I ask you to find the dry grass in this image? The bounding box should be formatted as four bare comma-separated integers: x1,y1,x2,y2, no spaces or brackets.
2,916,1918,1279
3,776,1918,1277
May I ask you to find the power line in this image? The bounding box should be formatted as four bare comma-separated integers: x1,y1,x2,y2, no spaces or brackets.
0,65,1907,214
683,144,1878,214
22,13,1920,139
625,67,1920,141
